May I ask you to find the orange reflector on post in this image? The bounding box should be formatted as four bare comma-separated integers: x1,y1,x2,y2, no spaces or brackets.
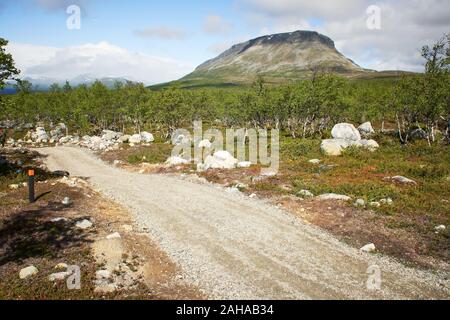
28,169,35,177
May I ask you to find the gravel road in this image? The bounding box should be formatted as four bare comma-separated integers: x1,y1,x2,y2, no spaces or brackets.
40,146,449,299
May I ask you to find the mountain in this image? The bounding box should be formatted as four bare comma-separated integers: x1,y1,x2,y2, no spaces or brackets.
152,30,405,90
0,75,132,94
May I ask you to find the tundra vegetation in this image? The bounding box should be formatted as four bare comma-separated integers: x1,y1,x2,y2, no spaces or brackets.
0,36,449,270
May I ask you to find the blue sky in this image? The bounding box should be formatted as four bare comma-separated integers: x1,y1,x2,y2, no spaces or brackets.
1,0,449,84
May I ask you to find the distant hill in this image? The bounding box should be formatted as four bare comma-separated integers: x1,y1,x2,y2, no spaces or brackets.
151,30,409,90
0,75,132,94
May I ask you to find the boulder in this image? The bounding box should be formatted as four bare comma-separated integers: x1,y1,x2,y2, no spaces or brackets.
320,139,349,156
317,193,351,201
140,132,154,143
360,243,376,253
298,190,314,198
19,266,38,279
386,176,417,185
129,134,142,144
331,123,361,141
62,197,71,205
118,135,131,143
32,127,49,143
358,139,380,151
75,219,93,230
200,151,238,171
106,232,121,240
198,139,212,148
237,161,252,168
358,122,375,136
171,133,191,145
55,263,68,270
165,156,190,166
102,130,122,141
48,271,71,281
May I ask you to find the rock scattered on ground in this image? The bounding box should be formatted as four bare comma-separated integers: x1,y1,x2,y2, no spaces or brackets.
75,219,93,230
48,271,71,282
297,190,314,198
385,176,417,185
360,243,376,253
19,266,38,279
198,139,212,148
62,197,71,206
165,156,189,167
321,123,380,156
106,232,121,240
308,159,321,164
54,263,68,270
358,122,375,136
197,150,238,171
316,193,351,201
354,199,366,207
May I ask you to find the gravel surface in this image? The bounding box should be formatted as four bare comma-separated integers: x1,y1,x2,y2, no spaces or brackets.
40,147,449,300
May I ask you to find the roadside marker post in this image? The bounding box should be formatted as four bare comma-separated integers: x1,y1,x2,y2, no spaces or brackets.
28,169,35,203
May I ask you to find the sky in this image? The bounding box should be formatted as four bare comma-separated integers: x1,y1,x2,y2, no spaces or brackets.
0,0,449,85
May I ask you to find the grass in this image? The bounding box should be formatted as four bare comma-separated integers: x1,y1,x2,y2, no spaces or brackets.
126,143,173,164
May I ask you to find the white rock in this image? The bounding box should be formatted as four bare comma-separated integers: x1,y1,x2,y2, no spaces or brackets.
434,225,446,232
101,130,122,141
358,122,375,135
75,219,93,230
171,133,191,145
354,199,366,206
48,271,71,281
96,270,111,280
317,193,351,201
9,184,20,190
51,217,69,223
106,232,121,240
380,198,394,205
389,176,417,185
298,190,314,198
118,135,131,143
360,243,376,253
62,197,71,205
198,139,212,148
237,161,252,168
55,263,68,270
249,193,257,199
331,123,361,141
140,131,154,143
308,159,321,164
200,151,238,171
359,139,380,151
370,202,381,208
225,187,240,194
165,156,189,166
320,139,349,156
19,266,38,279
129,134,142,144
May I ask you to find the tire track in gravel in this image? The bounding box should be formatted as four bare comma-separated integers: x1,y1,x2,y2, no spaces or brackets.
39,146,449,300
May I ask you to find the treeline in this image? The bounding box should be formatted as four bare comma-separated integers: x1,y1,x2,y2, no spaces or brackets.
1,37,448,144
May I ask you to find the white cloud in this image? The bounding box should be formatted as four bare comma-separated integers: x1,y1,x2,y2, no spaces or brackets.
6,41,194,85
203,15,233,35
134,26,187,40
240,0,450,71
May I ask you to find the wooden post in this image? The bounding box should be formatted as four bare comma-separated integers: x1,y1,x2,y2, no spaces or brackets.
28,169,35,203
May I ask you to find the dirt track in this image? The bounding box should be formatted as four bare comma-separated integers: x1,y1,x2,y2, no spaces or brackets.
39,146,449,299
